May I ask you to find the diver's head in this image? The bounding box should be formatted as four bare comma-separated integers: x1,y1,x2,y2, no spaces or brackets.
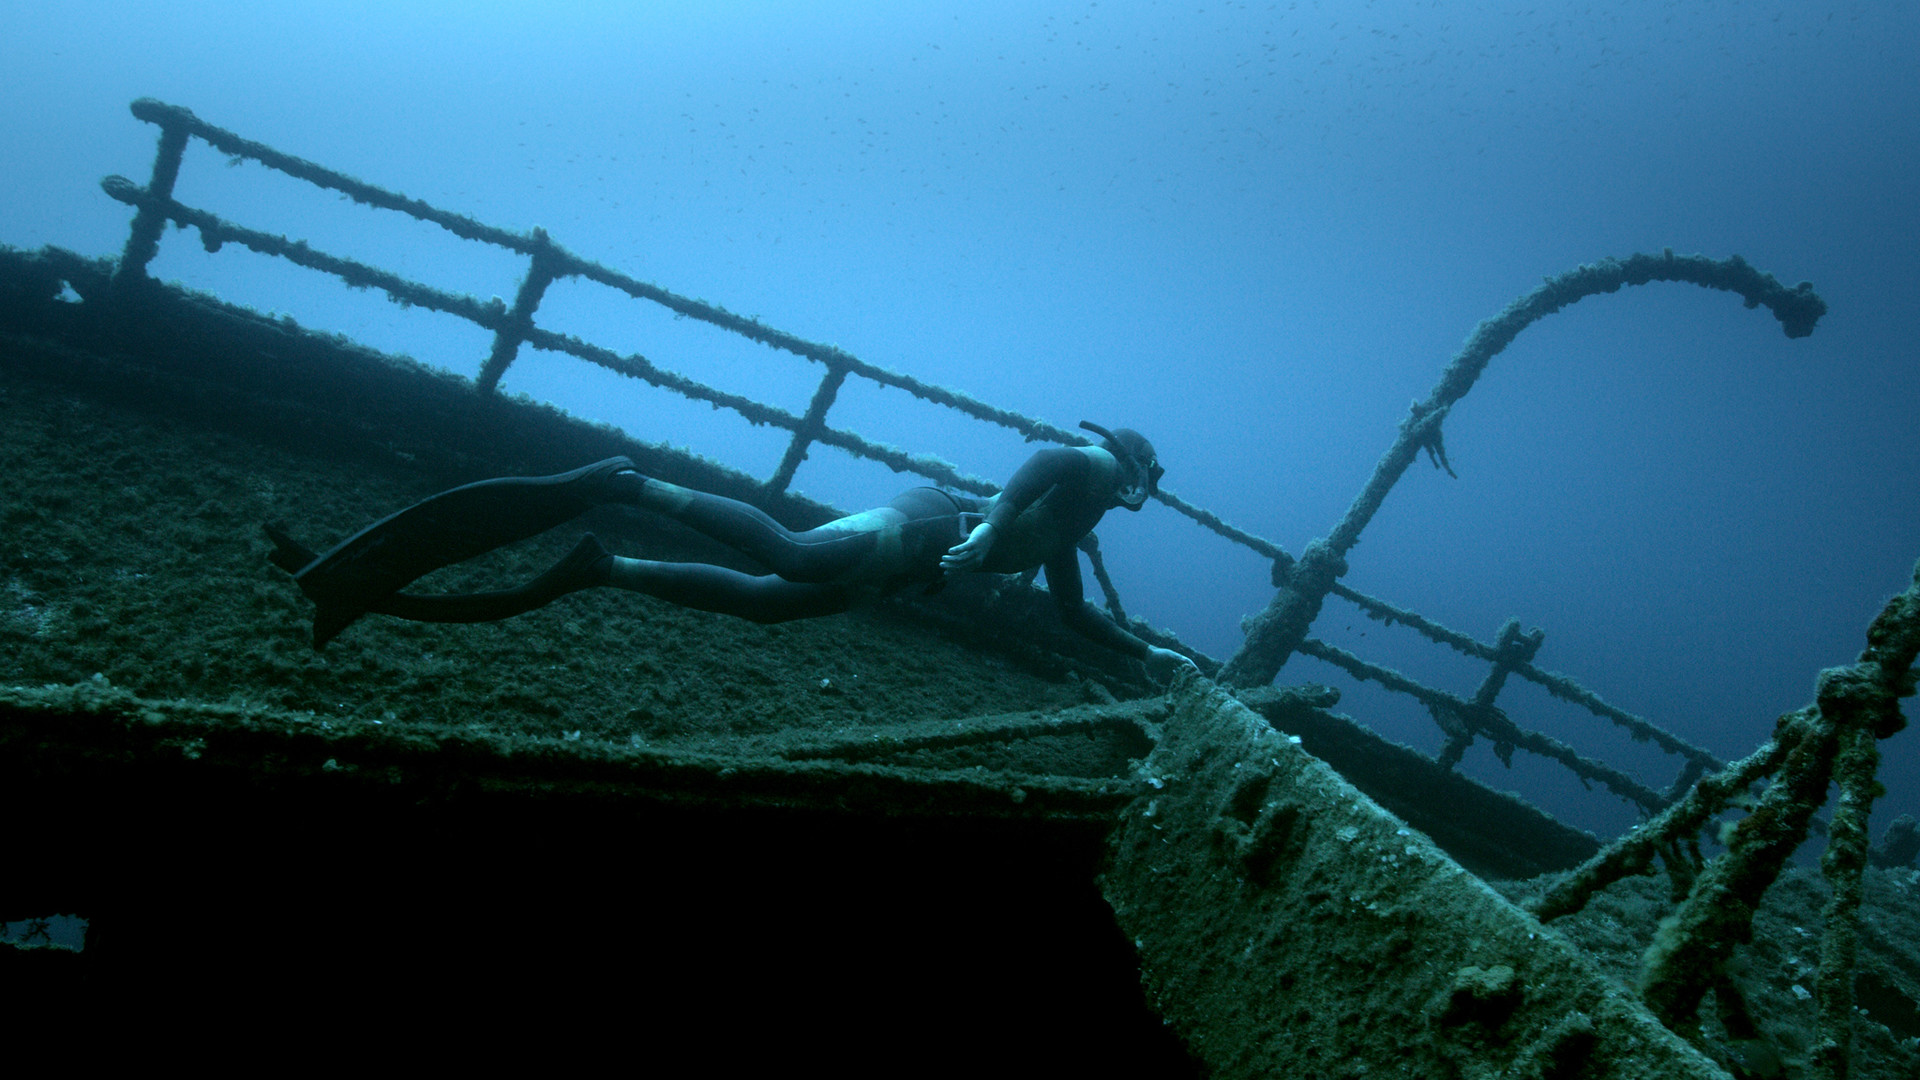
1079,421,1163,512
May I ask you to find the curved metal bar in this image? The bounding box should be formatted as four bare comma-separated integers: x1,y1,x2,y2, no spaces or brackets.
1221,252,1826,688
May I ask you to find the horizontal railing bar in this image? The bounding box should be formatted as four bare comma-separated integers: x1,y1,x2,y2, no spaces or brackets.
102,177,1012,497
1328,581,1724,770
807,425,1001,495
518,322,807,432
97,182,1016,502
521,326,993,493
1333,581,1491,659
100,176,506,327
131,98,537,254
553,246,1088,442
89,180,862,474
1297,636,1670,812
1511,659,1725,771
127,103,1087,447
1156,489,1288,562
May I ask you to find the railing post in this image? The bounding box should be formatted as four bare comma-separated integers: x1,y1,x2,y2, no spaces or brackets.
1218,538,1346,687
477,228,560,395
764,364,849,497
110,107,192,296
1439,618,1545,766
1078,533,1127,624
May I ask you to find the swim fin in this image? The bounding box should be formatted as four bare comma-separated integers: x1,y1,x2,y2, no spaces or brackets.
369,533,613,625
265,522,319,575
267,526,615,644
280,456,637,647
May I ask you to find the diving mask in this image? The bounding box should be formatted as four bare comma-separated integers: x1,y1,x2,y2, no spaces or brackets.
1079,421,1163,511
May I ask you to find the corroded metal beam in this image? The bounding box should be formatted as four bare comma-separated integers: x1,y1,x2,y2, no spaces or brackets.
1103,673,1731,1078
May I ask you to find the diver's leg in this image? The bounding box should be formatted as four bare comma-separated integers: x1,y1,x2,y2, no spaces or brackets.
603,556,853,623
371,546,853,625
613,475,901,584
284,457,635,646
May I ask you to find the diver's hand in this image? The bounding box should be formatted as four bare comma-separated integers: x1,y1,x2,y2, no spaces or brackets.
941,521,997,573
1144,645,1199,684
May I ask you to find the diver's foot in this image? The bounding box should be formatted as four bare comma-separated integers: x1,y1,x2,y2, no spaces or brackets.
539,533,615,593
592,467,653,506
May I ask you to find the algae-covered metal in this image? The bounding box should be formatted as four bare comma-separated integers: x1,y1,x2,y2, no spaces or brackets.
1105,674,1730,1078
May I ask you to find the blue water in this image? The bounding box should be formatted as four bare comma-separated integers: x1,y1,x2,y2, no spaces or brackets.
3,0,1916,842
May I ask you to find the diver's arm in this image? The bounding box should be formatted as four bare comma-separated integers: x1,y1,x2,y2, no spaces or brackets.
1043,549,1150,660
940,520,997,573
1043,549,1199,681
1141,646,1199,682
945,447,1089,574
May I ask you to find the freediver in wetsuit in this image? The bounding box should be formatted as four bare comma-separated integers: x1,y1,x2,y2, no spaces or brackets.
266,421,1198,682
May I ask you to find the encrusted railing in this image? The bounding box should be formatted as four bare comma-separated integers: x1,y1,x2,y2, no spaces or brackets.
1528,560,1918,1080
97,97,1828,829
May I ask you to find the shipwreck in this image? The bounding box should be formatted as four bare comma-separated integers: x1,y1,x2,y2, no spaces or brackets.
3,100,1916,1077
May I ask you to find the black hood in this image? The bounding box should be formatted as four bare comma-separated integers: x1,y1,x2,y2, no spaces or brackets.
1079,420,1163,509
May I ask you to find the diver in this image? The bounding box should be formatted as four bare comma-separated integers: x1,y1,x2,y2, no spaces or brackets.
267,421,1199,682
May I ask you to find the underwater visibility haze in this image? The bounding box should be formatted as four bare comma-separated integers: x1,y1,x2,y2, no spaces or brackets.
4,1,1918,843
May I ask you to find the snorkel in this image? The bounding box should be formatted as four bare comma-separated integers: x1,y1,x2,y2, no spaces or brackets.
1079,421,1163,512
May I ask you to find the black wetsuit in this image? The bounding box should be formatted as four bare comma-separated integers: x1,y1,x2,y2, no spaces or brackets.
613,447,1149,658
605,481,979,623
975,447,1150,659
278,449,1152,660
